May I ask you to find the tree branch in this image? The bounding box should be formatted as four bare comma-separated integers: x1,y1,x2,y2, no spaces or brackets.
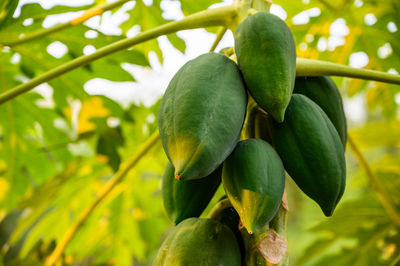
347,134,400,227
0,5,238,105
45,131,160,265
1,0,130,47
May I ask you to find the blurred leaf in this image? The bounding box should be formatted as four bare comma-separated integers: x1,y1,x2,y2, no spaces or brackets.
96,126,124,171
178,0,220,15
0,210,23,248
167,33,186,54
0,0,19,29
0,3,93,41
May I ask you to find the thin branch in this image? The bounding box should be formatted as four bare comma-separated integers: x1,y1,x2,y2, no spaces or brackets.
0,5,238,105
209,27,228,52
347,134,400,227
296,58,400,85
45,131,160,265
1,0,130,47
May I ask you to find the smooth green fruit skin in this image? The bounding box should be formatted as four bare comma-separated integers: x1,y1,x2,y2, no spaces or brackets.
294,76,347,148
267,94,346,216
234,12,296,123
213,198,246,260
152,218,241,266
222,139,285,234
158,53,247,181
162,162,221,225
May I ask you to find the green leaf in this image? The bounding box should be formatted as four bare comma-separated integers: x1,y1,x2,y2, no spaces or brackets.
167,33,186,53
0,210,23,248
178,0,221,15
0,0,19,29
96,126,124,171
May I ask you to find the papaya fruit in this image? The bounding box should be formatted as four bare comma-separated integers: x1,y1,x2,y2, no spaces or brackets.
212,197,245,260
267,94,346,216
158,53,247,181
294,76,347,148
152,217,241,266
234,12,296,123
222,138,285,234
162,162,221,224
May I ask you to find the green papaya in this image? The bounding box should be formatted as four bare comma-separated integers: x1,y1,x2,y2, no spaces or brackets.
162,162,221,224
234,12,296,123
222,139,285,234
153,218,241,266
158,53,247,181
212,197,245,260
294,76,347,148
267,94,346,216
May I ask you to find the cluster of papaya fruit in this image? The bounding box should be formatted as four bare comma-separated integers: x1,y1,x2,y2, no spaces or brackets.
154,11,347,265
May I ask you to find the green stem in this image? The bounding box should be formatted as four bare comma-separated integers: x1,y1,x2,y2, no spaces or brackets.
297,58,400,84
207,198,232,219
45,131,160,266
209,27,228,52
348,135,400,227
0,5,237,105
251,0,272,12
1,0,130,47
240,96,258,141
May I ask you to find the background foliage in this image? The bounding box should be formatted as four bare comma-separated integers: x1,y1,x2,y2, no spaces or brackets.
0,0,399,265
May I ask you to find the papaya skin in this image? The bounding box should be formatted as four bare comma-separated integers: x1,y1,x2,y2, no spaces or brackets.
234,12,296,123
162,162,221,225
294,76,347,149
152,218,241,266
267,94,346,216
158,53,247,181
222,139,285,234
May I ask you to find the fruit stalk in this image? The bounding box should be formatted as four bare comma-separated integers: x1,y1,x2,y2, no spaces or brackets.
207,198,233,219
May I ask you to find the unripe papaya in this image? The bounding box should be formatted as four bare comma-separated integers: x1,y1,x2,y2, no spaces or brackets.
158,53,247,181
267,94,346,216
234,12,296,123
222,139,285,234
294,76,347,148
212,197,245,260
162,162,221,224
152,218,241,266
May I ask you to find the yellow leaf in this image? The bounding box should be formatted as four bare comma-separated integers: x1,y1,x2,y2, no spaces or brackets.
0,178,9,200
78,97,110,133
97,154,109,163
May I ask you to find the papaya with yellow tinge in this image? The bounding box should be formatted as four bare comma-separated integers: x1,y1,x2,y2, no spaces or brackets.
162,162,221,224
152,218,241,266
222,139,285,234
267,94,346,216
158,53,247,181
234,12,296,123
